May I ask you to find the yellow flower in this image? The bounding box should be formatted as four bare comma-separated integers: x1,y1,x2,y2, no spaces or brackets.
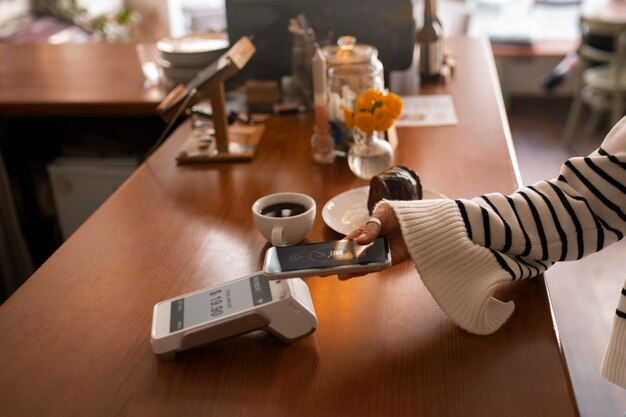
344,88,403,133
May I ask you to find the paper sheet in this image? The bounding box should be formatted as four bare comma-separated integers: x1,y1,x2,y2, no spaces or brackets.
395,95,458,127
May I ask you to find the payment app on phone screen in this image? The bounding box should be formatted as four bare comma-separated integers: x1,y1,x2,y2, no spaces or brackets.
275,238,388,272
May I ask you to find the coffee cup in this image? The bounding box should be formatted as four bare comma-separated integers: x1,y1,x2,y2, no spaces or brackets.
252,192,316,247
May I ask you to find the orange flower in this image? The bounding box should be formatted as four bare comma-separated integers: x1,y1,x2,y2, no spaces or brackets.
356,89,383,112
382,93,403,119
373,106,393,131
344,88,403,133
354,112,375,134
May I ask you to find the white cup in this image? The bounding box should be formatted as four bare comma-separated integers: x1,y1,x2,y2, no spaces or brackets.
252,192,316,247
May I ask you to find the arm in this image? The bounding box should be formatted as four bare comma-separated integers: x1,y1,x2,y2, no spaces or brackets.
601,281,626,388
354,117,626,387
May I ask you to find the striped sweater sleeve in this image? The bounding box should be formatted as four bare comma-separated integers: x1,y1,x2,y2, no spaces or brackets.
377,116,626,388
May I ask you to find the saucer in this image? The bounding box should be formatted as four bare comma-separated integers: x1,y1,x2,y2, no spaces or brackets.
322,186,445,235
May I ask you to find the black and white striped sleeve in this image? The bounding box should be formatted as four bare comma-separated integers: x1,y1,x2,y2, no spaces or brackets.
451,113,626,278
455,145,626,281
375,117,626,388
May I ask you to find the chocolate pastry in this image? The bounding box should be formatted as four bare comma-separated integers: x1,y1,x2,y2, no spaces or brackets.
367,166,423,214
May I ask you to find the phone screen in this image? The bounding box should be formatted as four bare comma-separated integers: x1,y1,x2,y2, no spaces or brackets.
169,274,272,333
274,238,388,272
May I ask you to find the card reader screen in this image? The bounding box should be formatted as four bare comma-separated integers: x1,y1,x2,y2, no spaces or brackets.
275,238,388,272
169,275,272,333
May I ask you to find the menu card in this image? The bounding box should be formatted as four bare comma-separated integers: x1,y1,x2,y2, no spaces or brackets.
395,95,458,127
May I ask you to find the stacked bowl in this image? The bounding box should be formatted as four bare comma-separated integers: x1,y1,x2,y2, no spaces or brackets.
157,32,230,85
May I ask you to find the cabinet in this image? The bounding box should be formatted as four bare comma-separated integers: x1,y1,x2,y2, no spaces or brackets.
494,55,575,104
47,158,137,240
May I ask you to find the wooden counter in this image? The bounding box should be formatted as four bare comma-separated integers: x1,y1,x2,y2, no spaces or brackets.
0,42,166,116
0,38,578,417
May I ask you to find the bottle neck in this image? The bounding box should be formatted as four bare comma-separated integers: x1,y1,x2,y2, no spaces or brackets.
423,0,440,27
419,0,442,35
424,0,433,21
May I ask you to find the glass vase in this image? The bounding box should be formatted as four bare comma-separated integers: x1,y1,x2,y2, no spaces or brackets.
347,127,394,179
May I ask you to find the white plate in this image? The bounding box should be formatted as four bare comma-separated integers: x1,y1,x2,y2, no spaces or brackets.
322,186,445,235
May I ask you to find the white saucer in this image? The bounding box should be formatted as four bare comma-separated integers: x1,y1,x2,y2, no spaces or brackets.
322,186,444,235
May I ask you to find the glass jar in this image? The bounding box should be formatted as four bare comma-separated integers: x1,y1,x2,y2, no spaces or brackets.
324,36,384,147
322,36,383,71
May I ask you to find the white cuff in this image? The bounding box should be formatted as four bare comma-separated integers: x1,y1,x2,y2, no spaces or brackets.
381,199,515,335
601,295,626,388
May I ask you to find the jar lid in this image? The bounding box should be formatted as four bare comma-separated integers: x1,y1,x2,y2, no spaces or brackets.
322,36,379,66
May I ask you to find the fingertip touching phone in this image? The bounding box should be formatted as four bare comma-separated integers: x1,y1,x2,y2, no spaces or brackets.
151,272,317,361
262,237,391,279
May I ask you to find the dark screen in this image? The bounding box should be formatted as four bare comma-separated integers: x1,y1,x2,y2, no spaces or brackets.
225,0,415,84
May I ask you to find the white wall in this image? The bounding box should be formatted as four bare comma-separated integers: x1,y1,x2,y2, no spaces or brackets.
126,0,184,40
0,0,29,25
76,0,124,17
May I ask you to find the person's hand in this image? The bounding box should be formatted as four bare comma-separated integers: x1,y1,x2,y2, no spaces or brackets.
338,204,410,280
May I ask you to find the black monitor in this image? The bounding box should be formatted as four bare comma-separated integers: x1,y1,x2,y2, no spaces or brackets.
225,0,415,84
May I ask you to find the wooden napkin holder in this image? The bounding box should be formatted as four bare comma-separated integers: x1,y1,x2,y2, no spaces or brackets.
157,36,263,163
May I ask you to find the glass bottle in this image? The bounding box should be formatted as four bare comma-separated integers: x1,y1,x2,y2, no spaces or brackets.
416,0,443,82
311,47,335,165
311,125,336,164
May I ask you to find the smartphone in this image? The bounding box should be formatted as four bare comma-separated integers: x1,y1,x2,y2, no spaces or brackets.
262,237,391,279
151,273,317,360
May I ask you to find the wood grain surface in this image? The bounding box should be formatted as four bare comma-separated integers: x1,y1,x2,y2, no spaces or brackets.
0,42,166,115
0,38,578,417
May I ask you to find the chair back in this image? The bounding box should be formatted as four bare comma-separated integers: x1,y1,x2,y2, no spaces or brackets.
561,14,626,145
578,15,626,65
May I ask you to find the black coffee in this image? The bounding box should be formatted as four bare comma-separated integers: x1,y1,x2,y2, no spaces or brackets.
260,202,307,218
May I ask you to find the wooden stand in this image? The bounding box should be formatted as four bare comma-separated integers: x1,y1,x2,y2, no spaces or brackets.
157,36,259,162
176,122,265,163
